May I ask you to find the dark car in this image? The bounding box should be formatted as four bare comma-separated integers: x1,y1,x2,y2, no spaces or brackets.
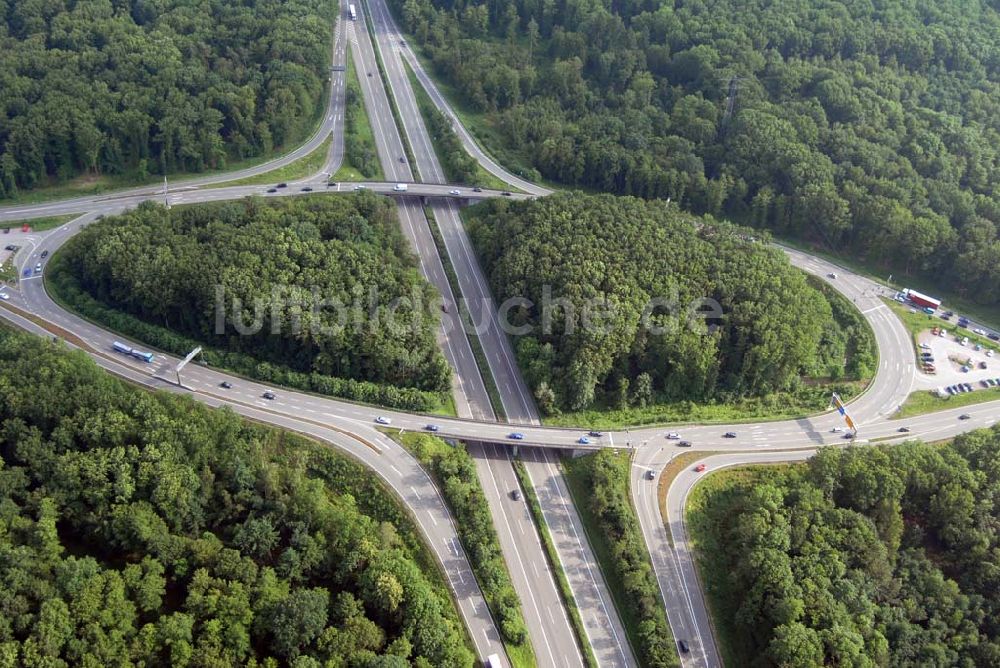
2,227,8,233
328,182,337,187
367,72,372,77
943,310,954,317
4,245,15,251
41,250,49,258
399,156,405,163
677,440,693,447
472,187,482,192
262,391,276,400
501,191,513,196
588,430,603,437
301,186,313,192
509,432,524,440
220,381,232,389
959,414,971,420
723,431,737,438
266,188,277,193
425,424,440,432
22,268,31,277
678,640,690,654
843,432,855,439
511,489,521,501
276,183,287,188
898,426,910,433
990,333,1000,341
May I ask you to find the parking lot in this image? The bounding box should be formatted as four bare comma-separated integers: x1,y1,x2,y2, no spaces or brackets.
915,328,999,393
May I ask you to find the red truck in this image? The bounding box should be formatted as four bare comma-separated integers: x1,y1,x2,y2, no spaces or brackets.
903,288,941,311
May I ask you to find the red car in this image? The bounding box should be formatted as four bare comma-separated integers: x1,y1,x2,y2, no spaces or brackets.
695,463,707,473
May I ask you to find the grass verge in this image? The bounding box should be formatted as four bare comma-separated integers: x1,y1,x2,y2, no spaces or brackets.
206,136,331,188
562,450,678,667
884,297,1000,353
511,459,599,668
893,387,1000,419
394,432,535,668
334,48,384,182
423,205,506,419
1,215,78,232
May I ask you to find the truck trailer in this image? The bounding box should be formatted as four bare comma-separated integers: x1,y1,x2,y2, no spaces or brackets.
903,288,941,311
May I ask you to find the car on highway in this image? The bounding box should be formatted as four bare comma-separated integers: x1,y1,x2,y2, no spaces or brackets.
262,391,276,400
843,432,855,439
666,432,680,440
34,263,42,273
678,640,690,654
4,245,14,251
472,187,482,192
449,189,461,195
646,469,655,480
353,185,366,190
40,250,48,258
827,272,837,279
959,414,971,420
588,430,603,437
219,381,232,389
266,188,277,193
301,186,313,192
375,416,391,425
276,183,287,188
398,156,405,163
723,431,737,438
501,191,512,196
678,440,692,448
898,427,911,433
510,489,521,501
577,437,590,445
694,464,707,473
367,72,372,77
509,432,524,440
425,424,440,432
0,292,9,301
831,426,844,432
22,268,31,277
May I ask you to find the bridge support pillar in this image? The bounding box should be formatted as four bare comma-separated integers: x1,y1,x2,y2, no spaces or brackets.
512,446,519,457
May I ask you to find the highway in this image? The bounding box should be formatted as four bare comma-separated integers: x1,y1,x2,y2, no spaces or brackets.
4,4,1000,667
356,2,611,665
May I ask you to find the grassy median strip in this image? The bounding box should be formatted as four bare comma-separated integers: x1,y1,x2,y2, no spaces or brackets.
361,0,418,180
335,49,383,182
511,459,599,668
1,214,77,232
562,450,678,667
423,205,507,420
394,432,535,668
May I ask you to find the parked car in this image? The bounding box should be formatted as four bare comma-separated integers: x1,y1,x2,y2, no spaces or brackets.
0,292,9,301
40,250,48,258
375,416,391,425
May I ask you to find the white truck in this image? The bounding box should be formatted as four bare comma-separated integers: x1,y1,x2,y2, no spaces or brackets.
393,183,408,192
485,654,502,668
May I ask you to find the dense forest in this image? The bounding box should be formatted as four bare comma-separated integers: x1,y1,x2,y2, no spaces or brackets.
58,196,451,397
392,0,1000,307
467,194,873,413
690,428,1000,666
0,327,473,666
0,0,333,197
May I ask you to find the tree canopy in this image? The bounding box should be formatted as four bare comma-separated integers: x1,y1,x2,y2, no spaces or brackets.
394,0,1000,306
0,326,473,666
56,195,451,401
467,193,868,413
0,0,333,197
692,427,1000,666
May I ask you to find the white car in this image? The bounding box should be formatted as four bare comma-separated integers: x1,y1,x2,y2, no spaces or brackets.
449,189,461,195
0,292,8,301
919,343,931,349
831,427,844,433
375,416,391,425
973,328,986,335
666,432,681,440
